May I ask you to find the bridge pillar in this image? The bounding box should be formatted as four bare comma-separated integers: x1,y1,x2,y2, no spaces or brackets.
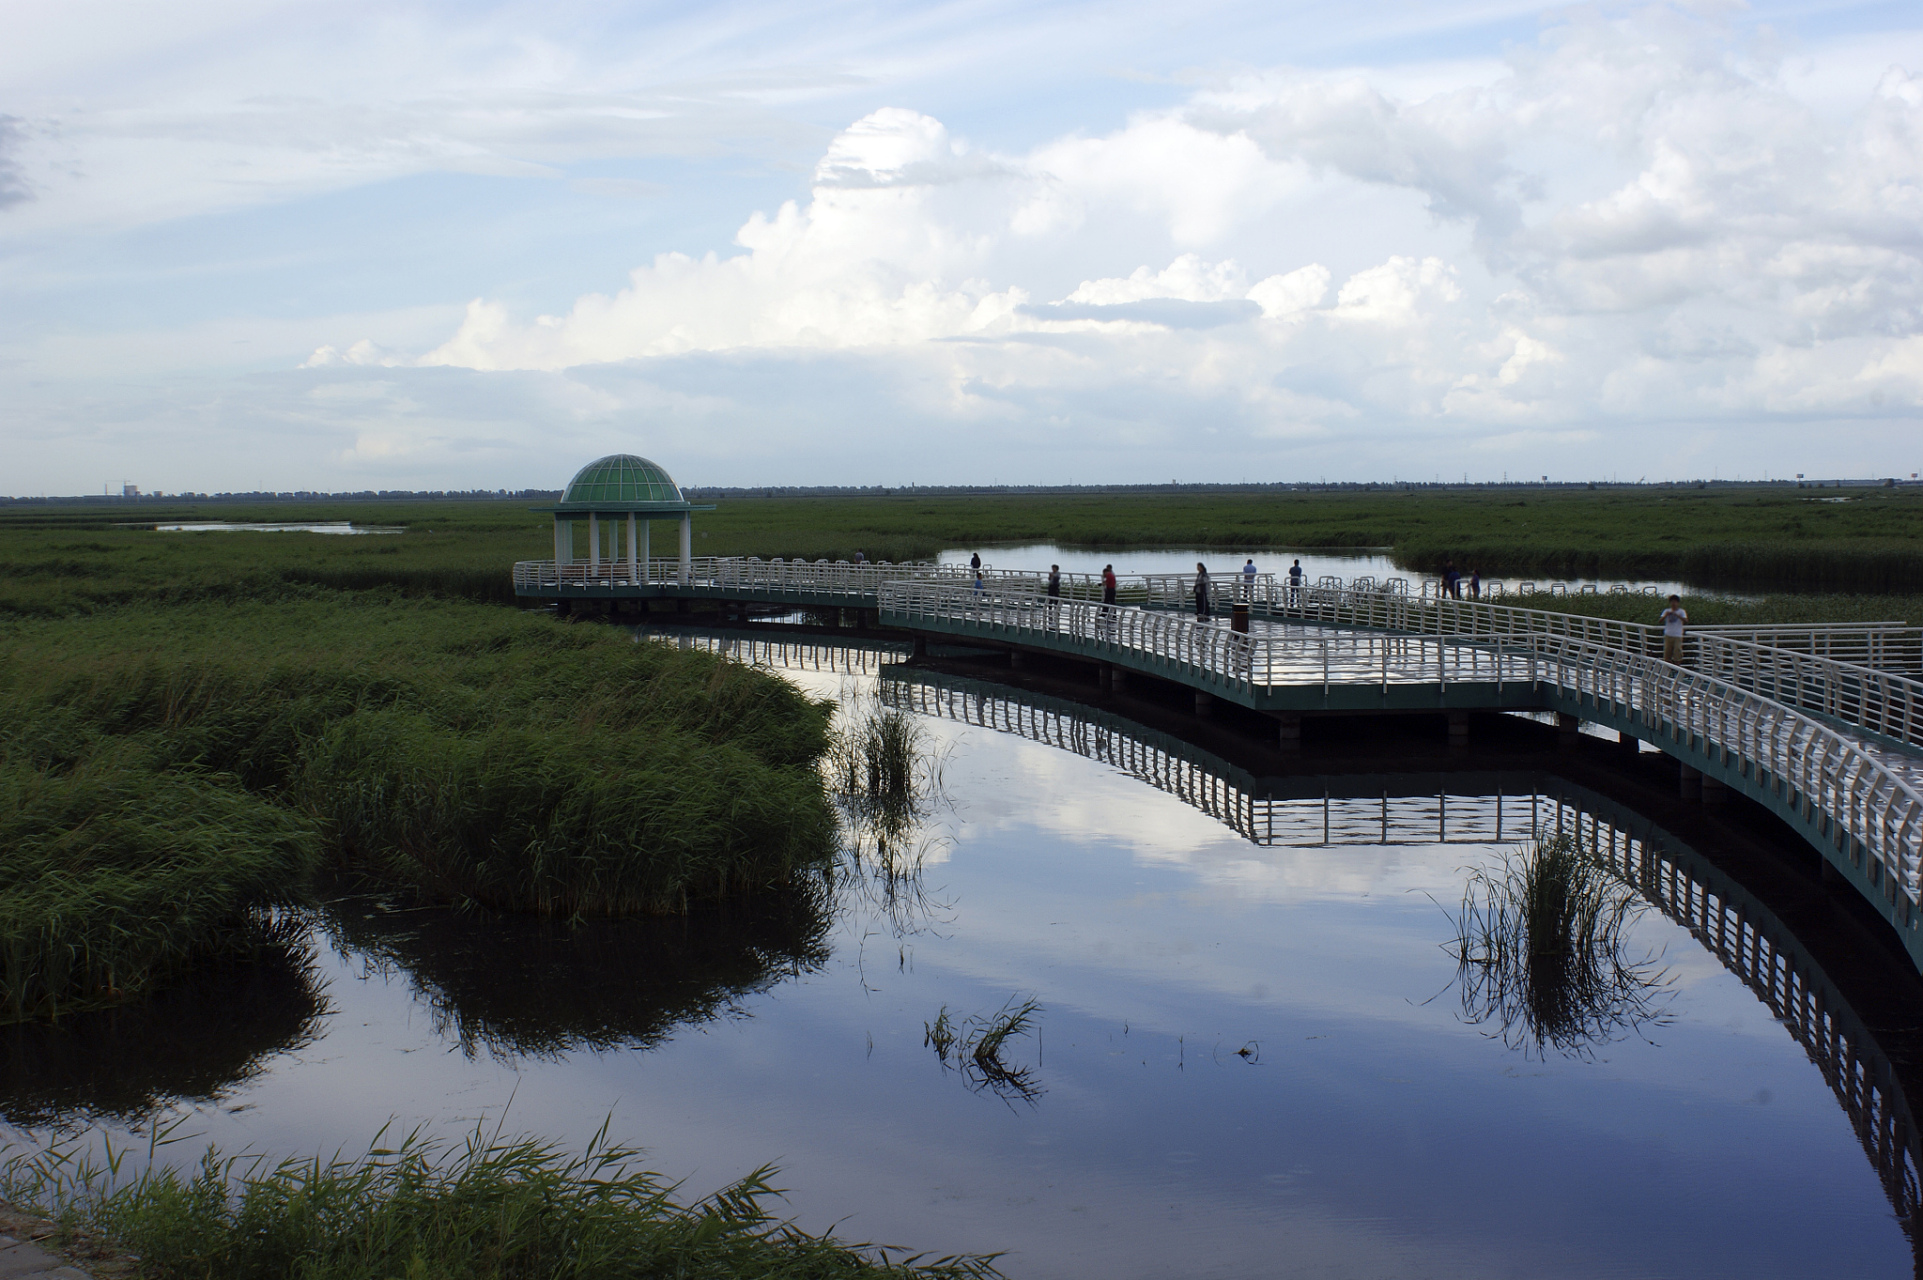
1556,712,1580,748
1110,667,1128,692
1277,714,1301,751
1194,691,1214,718
1679,763,1701,800
1009,651,1025,670
1701,773,1728,805
1617,729,1641,756
912,635,927,660
1447,711,1469,747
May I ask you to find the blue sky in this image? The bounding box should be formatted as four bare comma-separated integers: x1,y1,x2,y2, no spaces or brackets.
3,1,1921,493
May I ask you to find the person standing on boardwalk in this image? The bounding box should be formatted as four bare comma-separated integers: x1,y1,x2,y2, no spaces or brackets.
1468,568,1481,600
970,551,981,574
1442,561,1461,600
1241,558,1257,601
1194,563,1212,619
1101,564,1117,607
1046,564,1062,622
1288,559,1304,606
1660,595,1689,664
853,549,866,564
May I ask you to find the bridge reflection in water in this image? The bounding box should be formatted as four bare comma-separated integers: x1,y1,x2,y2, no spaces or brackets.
652,628,1923,1247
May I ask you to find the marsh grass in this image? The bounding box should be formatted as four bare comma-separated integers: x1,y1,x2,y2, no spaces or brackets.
923,998,1044,1104
0,1122,1005,1279
0,755,316,1023
827,687,953,937
0,594,843,1018
1446,836,1674,1058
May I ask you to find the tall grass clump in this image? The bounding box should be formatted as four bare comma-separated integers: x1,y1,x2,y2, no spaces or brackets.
1446,835,1674,1058
0,752,316,1024
827,684,953,936
0,594,846,1018
1,1123,1005,1279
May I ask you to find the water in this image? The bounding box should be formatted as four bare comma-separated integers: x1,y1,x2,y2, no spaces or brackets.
151,522,404,535
939,544,1709,600
4,638,1913,1278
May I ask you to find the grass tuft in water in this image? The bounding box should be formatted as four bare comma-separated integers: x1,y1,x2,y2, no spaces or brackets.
1446,835,1674,1059
923,998,1045,1104
1,1122,1006,1280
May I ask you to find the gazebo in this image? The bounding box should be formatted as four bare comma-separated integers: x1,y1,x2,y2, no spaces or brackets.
534,454,715,584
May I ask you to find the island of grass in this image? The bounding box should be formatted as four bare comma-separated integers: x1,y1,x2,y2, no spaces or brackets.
0,590,838,1022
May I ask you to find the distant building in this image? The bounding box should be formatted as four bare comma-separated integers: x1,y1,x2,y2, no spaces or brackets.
121,484,139,497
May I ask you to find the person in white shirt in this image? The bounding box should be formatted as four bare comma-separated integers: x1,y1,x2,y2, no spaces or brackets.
1659,595,1688,664
1240,558,1257,600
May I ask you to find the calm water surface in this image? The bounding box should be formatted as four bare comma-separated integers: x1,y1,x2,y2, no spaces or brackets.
3,641,1910,1278
940,544,1708,600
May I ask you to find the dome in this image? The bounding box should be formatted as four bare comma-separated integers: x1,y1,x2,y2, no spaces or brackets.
561,454,683,506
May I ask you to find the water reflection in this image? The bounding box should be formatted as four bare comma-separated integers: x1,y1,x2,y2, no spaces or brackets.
1446,835,1677,1059
0,923,327,1128
876,663,1923,1243
318,893,832,1063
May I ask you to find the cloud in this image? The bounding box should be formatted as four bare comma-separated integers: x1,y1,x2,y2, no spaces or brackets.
0,117,30,209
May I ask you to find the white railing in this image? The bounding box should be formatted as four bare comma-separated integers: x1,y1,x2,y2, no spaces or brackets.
1695,635,1923,752
879,582,1923,907
879,581,1518,695
1258,582,1913,668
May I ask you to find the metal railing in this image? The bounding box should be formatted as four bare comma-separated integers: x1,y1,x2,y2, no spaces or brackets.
1695,634,1923,752
880,581,1517,696
878,582,1923,906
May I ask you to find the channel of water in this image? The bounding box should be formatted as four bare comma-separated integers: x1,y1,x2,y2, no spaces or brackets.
3,628,1917,1277
939,543,1710,600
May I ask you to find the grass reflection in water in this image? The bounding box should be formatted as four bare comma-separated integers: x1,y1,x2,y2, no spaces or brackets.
1446,834,1676,1059
827,685,955,940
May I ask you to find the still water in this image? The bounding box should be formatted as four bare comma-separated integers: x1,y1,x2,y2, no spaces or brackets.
3,637,1912,1278
940,544,1705,600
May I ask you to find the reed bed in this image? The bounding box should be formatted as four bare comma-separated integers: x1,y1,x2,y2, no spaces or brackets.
1446,835,1674,1058
0,752,315,1023
1,1124,1004,1279
0,593,842,1018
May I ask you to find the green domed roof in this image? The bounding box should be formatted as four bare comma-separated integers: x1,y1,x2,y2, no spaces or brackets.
562,455,683,506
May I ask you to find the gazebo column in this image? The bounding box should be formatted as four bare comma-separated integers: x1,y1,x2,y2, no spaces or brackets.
640,519,651,582
552,516,568,579
626,514,638,584
679,513,692,584
588,513,601,577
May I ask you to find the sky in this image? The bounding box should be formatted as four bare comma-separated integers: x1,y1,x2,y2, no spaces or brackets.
3,1,1921,494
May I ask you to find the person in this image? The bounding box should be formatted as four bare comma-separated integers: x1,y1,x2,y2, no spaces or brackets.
1660,595,1688,664
1468,568,1481,600
1241,558,1257,600
1287,559,1304,606
969,551,981,573
1046,564,1062,622
1194,562,1212,619
1443,560,1461,600
972,568,984,597
1101,563,1117,607
852,549,866,564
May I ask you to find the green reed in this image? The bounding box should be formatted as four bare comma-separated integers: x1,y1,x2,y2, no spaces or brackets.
0,593,843,1018
922,998,1044,1103
0,750,315,1024
1447,835,1674,1058
1,1122,1005,1280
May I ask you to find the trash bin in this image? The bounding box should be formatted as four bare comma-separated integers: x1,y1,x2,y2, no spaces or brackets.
1230,602,1250,633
